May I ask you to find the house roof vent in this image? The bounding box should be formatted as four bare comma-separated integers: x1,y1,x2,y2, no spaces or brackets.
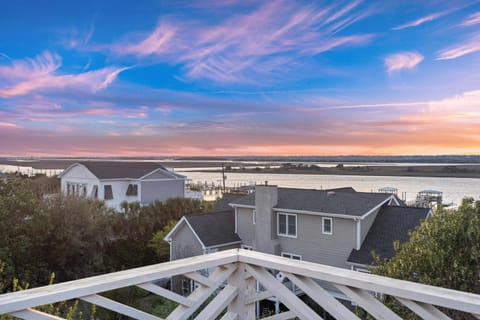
327,191,336,196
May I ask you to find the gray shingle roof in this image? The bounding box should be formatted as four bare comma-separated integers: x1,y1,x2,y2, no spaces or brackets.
185,210,241,247
231,187,391,216
76,161,180,179
212,193,247,212
347,205,430,265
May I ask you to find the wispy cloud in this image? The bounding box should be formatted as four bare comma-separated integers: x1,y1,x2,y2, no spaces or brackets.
437,35,480,60
103,0,373,83
461,12,480,26
384,52,423,73
392,12,446,30
0,51,129,97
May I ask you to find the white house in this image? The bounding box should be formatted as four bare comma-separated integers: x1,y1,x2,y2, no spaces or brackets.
59,162,186,211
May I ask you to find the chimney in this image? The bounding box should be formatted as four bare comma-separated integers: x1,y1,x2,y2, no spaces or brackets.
253,184,279,254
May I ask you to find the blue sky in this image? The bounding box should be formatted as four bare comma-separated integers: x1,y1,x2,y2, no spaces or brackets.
1,0,480,156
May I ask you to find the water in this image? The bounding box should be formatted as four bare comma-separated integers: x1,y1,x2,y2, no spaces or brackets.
183,171,480,205
2,163,479,205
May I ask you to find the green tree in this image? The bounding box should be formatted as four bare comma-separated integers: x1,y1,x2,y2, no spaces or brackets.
373,198,480,319
148,220,178,261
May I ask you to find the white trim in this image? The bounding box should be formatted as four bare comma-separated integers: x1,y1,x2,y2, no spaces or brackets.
322,217,333,235
346,261,369,268
205,241,242,250
164,217,207,250
277,212,297,238
252,210,256,225
273,207,358,220
359,196,394,220
139,168,185,180
229,203,256,209
234,208,238,233
356,219,361,250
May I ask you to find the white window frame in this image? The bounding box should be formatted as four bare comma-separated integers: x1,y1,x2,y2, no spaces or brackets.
281,252,302,260
322,217,333,235
252,210,256,224
277,212,297,238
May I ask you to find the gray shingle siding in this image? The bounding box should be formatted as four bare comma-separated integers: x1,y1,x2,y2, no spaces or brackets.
141,179,185,204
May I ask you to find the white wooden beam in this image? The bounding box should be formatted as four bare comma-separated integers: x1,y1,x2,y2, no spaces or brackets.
166,263,237,320
336,285,402,320
245,265,323,320
285,273,360,320
81,294,161,320
261,310,296,320
137,282,194,307
220,311,239,320
238,249,480,315
183,272,216,288
193,285,238,320
0,250,238,315
396,297,452,320
228,263,255,319
244,290,273,304
10,309,65,320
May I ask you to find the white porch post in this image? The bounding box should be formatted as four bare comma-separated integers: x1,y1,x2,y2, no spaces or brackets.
227,263,256,319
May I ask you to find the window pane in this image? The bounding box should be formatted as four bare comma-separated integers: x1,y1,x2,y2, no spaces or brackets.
324,219,331,233
104,185,113,200
288,215,296,236
278,214,286,234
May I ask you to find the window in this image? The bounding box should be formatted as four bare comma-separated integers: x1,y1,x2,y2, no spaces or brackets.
277,213,297,237
91,185,98,199
104,185,113,200
322,217,333,235
126,184,138,196
241,245,253,251
252,210,256,224
281,252,302,260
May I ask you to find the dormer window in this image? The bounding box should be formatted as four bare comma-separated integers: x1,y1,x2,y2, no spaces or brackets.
126,184,138,196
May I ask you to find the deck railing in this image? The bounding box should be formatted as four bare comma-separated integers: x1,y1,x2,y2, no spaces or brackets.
1,249,479,319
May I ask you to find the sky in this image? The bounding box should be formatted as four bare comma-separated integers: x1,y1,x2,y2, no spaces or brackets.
1,0,480,157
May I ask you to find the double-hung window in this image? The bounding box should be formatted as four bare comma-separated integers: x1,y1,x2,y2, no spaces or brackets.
277,212,297,237
322,217,333,235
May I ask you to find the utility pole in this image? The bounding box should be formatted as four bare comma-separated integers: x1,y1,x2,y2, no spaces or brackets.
222,162,227,193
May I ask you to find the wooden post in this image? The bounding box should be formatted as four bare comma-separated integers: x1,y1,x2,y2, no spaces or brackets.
228,263,256,319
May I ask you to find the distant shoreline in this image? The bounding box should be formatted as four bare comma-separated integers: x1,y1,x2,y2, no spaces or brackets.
2,159,480,179
196,164,480,179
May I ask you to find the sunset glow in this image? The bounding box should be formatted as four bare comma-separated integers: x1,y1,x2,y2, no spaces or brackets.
1,1,480,156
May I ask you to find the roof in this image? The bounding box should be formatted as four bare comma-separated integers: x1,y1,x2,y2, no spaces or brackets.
185,210,241,247
211,193,247,212
347,205,431,265
62,161,184,180
231,187,391,217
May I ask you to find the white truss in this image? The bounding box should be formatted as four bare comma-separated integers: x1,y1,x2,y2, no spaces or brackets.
0,249,479,319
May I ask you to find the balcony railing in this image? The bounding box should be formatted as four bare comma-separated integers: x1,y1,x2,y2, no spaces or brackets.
1,249,479,319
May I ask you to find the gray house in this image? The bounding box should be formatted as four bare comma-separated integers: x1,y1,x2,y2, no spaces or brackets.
165,184,430,294
60,161,186,211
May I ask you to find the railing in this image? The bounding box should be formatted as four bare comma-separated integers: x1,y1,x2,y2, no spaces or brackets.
1,249,479,319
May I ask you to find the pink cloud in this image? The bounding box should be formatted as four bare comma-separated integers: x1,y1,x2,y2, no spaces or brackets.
384,52,424,74
0,51,129,97
462,12,480,26
105,0,372,83
392,12,446,30
437,35,480,60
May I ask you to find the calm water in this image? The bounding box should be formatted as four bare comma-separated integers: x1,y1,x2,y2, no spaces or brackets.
183,171,480,205
2,163,479,205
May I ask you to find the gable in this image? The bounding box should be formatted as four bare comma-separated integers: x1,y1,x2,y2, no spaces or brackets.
60,163,98,180
141,169,182,180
